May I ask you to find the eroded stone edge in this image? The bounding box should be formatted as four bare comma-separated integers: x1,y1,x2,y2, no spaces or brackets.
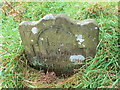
19,14,98,27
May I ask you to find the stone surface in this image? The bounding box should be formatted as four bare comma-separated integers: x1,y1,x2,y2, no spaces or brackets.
19,14,99,74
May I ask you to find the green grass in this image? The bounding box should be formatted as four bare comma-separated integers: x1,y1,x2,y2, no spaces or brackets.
1,2,119,88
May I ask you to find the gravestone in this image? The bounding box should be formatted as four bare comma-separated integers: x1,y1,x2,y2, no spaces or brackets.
19,14,99,75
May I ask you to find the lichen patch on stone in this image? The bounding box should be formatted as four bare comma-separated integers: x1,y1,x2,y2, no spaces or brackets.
42,14,55,20
80,22,89,26
93,38,96,41
69,55,85,63
31,39,34,42
31,27,38,34
82,44,85,47
43,23,46,26
39,37,44,41
60,43,64,46
58,48,60,51
95,27,98,29
75,34,85,44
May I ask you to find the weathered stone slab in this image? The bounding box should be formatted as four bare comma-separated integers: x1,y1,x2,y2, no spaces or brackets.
19,14,99,74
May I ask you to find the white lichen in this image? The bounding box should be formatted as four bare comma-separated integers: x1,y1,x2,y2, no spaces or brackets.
58,48,60,51
31,27,38,34
77,22,81,25
95,27,98,29
43,23,46,26
31,40,34,42
33,56,38,59
44,59,47,61
80,22,89,26
39,37,44,41
93,38,96,41
60,43,64,46
82,44,85,47
68,32,72,35
75,34,85,44
69,55,85,62
78,42,81,45
42,14,55,20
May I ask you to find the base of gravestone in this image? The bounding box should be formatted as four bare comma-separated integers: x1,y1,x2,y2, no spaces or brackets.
29,65,83,78
28,60,85,77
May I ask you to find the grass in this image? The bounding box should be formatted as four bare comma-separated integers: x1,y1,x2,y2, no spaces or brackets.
1,1,119,88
